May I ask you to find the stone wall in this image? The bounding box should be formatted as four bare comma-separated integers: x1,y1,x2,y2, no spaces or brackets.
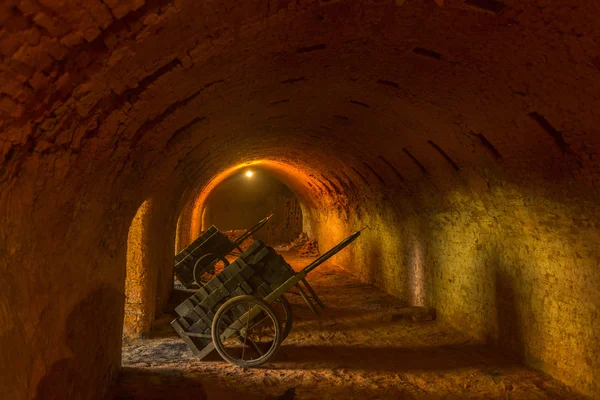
312,177,600,396
264,196,303,245
423,184,600,394
124,195,178,337
124,199,154,337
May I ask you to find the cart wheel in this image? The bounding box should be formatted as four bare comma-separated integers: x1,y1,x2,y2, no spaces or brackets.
212,295,281,367
272,295,293,343
236,296,292,347
193,254,230,286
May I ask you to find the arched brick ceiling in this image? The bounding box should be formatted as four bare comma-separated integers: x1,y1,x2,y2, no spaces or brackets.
1,2,600,399
1,0,599,209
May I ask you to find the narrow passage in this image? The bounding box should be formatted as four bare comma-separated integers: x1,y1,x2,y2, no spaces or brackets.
118,253,581,400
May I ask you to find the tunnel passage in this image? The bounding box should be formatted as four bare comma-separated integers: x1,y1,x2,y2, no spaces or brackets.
0,0,599,399
199,168,303,245
123,165,308,337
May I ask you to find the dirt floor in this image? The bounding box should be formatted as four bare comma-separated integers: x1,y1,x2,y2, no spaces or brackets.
116,252,585,400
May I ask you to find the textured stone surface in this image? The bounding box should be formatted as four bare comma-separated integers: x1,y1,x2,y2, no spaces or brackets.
338,181,600,395
124,199,155,337
0,0,599,399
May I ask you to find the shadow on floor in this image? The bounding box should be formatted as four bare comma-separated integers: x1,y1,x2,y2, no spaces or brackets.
273,343,514,373
115,367,278,400
114,368,208,400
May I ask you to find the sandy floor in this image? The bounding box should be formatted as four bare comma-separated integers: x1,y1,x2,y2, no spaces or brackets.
116,253,584,400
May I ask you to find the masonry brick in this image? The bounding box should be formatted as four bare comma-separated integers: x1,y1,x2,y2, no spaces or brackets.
0,1,599,399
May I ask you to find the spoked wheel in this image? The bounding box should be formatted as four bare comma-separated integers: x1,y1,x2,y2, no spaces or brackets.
271,295,293,343
212,295,281,367
235,296,292,347
193,254,230,286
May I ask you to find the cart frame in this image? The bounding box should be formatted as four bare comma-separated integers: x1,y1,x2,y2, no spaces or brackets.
172,228,365,365
174,214,273,287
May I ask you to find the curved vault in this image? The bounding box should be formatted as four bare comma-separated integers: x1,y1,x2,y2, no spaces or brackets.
0,1,599,399
177,159,361,251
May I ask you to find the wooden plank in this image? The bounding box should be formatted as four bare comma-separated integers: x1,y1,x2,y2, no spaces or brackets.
171,319,201,356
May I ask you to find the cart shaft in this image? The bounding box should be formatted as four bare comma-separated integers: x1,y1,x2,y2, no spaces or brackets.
264,229,362,303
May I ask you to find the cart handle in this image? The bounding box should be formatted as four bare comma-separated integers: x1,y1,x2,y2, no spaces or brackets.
232,213,274,246
301,227,368,275
263,227,367,305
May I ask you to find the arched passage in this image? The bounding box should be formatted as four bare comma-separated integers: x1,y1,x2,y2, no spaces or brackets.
198,168,303,245
176,159,348,255
0,1,599,399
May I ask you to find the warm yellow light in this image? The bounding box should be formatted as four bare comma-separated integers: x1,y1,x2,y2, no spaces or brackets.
245,170,253,178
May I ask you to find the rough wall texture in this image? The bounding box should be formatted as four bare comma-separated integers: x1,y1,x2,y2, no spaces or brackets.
124,199,154,337
0,0,599,399
321,179,600,395
264,196,303,245
425,183,600,393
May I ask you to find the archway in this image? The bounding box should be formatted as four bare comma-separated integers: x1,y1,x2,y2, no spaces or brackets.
200,167,303,246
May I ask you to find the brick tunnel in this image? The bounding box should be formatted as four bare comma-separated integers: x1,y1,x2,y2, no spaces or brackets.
0,0,599,399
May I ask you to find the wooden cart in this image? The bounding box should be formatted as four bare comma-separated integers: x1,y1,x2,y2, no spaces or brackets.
171,229,363,367
174,214,273,288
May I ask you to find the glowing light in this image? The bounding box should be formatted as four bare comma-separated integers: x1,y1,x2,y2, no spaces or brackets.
188,159,320,240
245,170,253,178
